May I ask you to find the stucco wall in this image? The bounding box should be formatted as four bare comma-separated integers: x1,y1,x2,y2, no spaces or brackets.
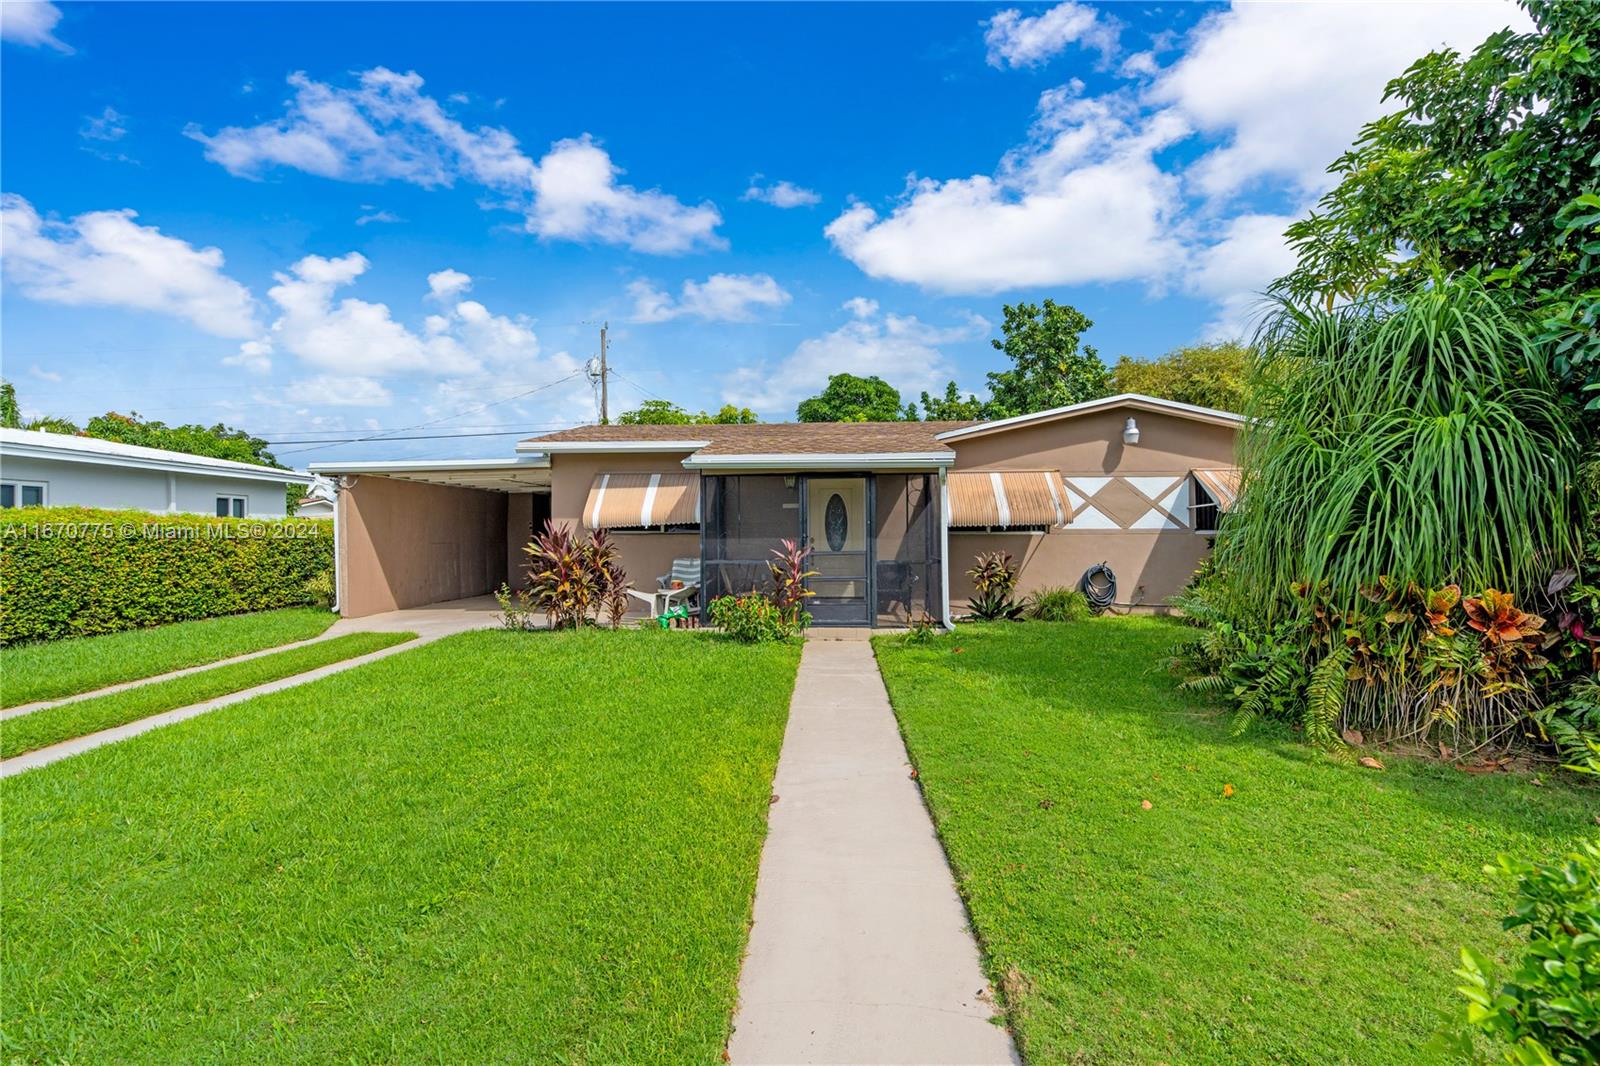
548,452,700,594
338,476,508,617
948,405,1237,610
0,455,293,516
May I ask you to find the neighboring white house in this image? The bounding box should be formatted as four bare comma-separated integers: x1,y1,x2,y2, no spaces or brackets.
0,428,311,517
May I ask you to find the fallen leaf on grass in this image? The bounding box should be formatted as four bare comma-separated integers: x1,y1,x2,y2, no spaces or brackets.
1140,799,1153,810
1342,728,1365,747
952,647,964,654
1358,756,1385,770
909,768,919,779
1222,783,1235,798
1037,798,1056,810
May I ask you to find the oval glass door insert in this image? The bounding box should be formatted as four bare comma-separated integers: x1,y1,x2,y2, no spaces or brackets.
824,493,848,551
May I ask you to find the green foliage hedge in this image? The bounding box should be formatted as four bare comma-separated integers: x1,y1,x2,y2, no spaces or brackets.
0,506,333,644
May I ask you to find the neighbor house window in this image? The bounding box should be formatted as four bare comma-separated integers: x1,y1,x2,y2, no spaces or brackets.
1,482,47,508
1189,480,1219,534
216,495,247,518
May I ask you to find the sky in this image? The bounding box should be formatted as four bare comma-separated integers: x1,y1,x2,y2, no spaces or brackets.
0,0,1531,465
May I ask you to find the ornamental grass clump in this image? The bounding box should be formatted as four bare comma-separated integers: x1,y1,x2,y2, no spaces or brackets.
1173,278,1595,756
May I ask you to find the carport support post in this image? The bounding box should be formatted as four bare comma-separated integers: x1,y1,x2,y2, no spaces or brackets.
939,465,953,630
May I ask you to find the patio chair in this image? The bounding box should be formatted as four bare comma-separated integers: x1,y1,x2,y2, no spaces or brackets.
625,557,702,618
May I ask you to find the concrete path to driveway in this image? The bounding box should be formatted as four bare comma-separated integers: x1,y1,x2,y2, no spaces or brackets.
0,595,503,778
729,639,1018,1065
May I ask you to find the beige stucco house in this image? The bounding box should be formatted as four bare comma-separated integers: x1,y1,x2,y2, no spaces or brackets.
310,394,1242,627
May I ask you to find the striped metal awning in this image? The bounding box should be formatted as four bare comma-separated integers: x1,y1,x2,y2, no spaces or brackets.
948,470,1066,529
1191,467,1241,512
585,472,700,529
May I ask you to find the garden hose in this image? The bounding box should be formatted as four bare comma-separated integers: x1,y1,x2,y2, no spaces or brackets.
1080,562,1117,613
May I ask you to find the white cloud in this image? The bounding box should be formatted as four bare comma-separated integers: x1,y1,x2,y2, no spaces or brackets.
826,85,1187,293
525,136,724,254
28,365,62,383
224,339,275,375
266,252,475,377
263,252,579,391
842,297,878,319
0,194,259,338
984,2,1118,68
355,208,402,225
742,177,821,208
1149,1,1532,199
188,68,723,254
628,273,791,323
723,303,986,417
290,374,394,407
831,0,1531,329
80,107,127,142
1,0,71,52
426,268,472,301
1184,212,1299,339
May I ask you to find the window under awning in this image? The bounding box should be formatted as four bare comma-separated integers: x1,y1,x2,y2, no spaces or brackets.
585,472,700,529
948,470,1066,529
1191,467,1241,512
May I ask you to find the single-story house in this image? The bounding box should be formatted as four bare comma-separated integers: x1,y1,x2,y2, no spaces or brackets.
0,428,311,518
312,394,1242,627
295,476,338,518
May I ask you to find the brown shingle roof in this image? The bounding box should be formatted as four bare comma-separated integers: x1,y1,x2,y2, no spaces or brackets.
523,421,975,455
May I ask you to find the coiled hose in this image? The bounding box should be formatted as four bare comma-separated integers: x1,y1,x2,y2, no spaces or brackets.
1080,562,1117,613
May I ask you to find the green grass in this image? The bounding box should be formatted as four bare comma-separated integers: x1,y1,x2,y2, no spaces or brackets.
1,608,337,708
1,631,415,759
2,628,799,1062
874,617,1597,1065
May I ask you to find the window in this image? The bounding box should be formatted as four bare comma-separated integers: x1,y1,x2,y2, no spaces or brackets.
1189,479,1219,534
216,495,247,518
1,482,47,508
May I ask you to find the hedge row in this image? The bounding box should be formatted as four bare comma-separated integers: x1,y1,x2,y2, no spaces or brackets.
0,506,334,644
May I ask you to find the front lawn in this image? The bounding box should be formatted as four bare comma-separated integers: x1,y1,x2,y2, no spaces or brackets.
875,618,1596,1065
0,607,337,708
3,628,800,1062
1,631,414,759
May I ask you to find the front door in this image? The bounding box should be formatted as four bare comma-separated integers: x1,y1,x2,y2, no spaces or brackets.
804,476,871,625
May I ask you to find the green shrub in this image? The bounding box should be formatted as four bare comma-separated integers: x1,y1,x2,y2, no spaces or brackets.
1027,586,1092,622
967,551,1023,622
1445,840,1600,1064
304,569,335,610
710,593,803,643
0,506,333,644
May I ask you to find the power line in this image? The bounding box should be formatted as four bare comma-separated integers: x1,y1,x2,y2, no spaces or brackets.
274,370,586,457
263,428,544,445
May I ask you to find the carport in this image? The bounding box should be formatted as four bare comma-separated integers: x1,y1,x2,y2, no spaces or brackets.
308,456,551,619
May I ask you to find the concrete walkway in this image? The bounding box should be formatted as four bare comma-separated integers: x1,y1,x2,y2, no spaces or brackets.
730,640,1018,1065
0,596,503,778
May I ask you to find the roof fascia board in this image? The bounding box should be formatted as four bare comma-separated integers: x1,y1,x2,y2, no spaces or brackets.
935,393,1245,442
2,441,311,484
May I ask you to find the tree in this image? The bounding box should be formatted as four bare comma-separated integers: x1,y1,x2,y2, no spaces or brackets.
796,373,914,422
1109,342,1253,413
984,299,1111,419
83,412,282,468
918,381,986,421
1274,0,1600,420
616,399,758,424
0,381,21,429
1,380,80,434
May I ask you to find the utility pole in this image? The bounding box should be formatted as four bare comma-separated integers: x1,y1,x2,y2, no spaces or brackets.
599,321,609,424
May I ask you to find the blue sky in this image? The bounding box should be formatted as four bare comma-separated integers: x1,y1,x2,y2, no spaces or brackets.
1,0,1527,464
